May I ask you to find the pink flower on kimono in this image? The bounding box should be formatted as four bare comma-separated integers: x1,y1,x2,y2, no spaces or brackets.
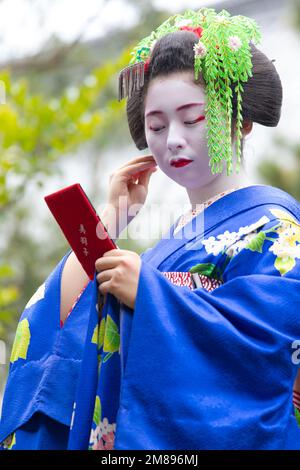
92,439,105,450
92,430,115,450
103,430,115,450
90,418,116,451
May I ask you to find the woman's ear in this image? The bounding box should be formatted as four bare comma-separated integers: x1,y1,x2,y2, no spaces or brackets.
241,120,253,137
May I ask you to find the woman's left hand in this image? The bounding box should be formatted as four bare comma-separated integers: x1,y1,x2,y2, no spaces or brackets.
95,249,141,309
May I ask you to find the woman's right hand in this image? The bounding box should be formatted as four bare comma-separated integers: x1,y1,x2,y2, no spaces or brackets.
107,154,157,215
100,155,158,239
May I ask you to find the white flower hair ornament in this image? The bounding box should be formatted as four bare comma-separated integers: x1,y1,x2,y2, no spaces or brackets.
118,8,262,176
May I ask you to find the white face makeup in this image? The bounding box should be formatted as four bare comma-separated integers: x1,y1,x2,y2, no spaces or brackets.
144,71,218,189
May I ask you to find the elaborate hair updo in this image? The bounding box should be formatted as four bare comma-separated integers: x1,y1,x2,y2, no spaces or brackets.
126,30,283,151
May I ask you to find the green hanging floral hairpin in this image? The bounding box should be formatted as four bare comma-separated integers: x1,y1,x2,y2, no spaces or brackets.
118,8,262,176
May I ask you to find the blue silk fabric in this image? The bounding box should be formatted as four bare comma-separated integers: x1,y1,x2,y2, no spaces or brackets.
1,184,300,450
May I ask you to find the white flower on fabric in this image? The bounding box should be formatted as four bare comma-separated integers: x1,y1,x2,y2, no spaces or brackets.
99,417,115,435
202,236,222,256
25,283,45,309
100,417,109,435
238,216,270,236
269,238,300,259
202,216,270,257
277,222,299,237
269,241,297,259
90,426,100,446
267,218,300,260
226,232,259,258
193,41,207,58
89,419,116,446
228,35,242,51
202,230,240,256
175,18,193,27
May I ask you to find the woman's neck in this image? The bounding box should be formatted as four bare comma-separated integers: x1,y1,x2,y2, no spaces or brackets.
186,166,255,210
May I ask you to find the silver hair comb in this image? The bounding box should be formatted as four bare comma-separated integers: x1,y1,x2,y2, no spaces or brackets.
118,62,145,102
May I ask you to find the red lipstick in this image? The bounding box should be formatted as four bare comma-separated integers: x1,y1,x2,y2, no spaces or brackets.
170,158,194,168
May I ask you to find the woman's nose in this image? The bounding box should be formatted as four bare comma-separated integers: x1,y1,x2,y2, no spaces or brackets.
167,127,186,153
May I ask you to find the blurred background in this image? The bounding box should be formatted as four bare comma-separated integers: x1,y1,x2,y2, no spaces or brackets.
0,0,300,405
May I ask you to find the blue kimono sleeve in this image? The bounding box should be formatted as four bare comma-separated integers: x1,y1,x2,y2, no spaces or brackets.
0,250,94,450
114,218,300,450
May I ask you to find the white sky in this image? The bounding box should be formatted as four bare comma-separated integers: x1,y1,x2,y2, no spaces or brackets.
0,0,226,61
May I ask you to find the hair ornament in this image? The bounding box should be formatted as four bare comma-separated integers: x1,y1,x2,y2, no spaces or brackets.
118,8,262,175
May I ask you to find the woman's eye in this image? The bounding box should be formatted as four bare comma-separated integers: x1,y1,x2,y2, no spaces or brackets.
185,116,205,125
149,116,204,132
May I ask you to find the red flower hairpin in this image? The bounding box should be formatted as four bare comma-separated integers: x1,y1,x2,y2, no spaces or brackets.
179,26,203,38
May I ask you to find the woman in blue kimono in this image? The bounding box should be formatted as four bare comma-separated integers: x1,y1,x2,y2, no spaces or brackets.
2,7,300,450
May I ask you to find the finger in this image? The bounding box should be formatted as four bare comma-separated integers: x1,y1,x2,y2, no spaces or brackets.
95,249,122,271
98,280,111,295
95,256,120,272
138,167,157,188
118,161,157,178
118,155,155,169
103,249,122,256
96,269,114,284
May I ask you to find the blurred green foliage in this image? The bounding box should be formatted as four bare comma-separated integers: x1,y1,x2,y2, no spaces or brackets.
0,47,132,346
0,52,131,209
257,136,300,201
0,264,18,339
258,0,300,199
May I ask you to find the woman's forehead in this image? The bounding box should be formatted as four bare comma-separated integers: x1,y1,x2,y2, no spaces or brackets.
145,73,206,109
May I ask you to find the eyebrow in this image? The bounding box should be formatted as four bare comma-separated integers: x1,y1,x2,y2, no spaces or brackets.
145,102,205,118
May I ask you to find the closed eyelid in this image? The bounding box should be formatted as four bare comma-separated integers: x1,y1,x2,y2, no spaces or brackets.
148,115,205,127
192,115,205,122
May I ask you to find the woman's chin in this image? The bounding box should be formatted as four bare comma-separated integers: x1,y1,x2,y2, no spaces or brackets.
171,179,201,189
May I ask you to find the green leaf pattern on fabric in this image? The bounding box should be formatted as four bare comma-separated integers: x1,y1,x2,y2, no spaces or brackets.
91,314,120,364
189,262,224,281
91,324,99,345
98,317,105,349
103,315,120,354
10,318,31,363
93,395,101,427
